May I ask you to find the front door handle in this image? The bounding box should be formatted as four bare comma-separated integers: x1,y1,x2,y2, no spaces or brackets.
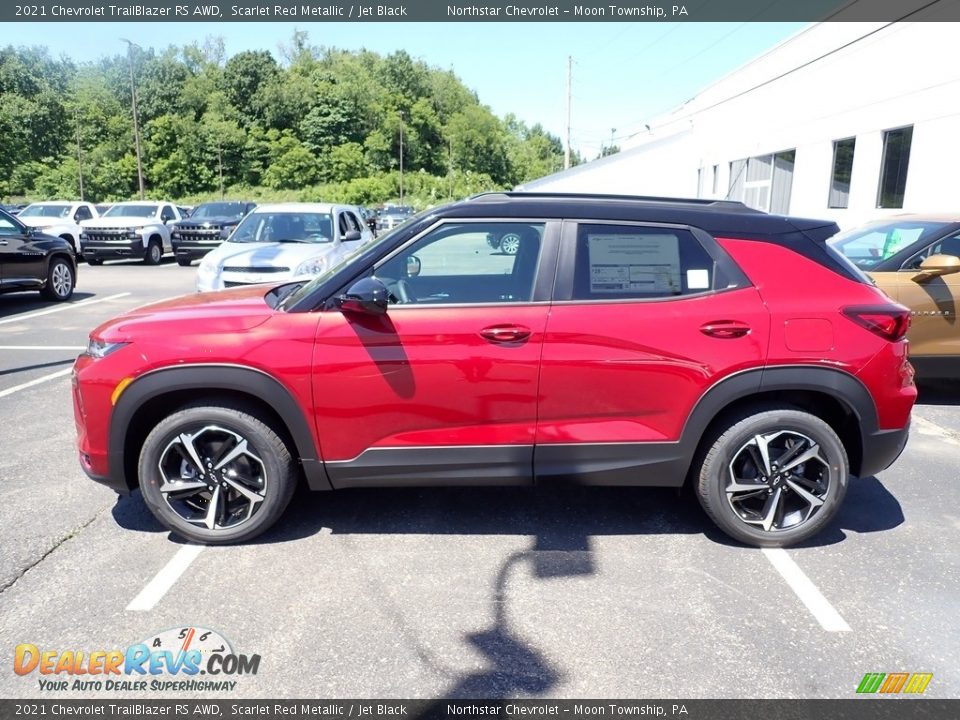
700,320,751,339
480,325,532,343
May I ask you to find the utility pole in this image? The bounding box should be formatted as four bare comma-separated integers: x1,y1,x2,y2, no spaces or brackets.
217,145,224,199
121,38,145,200
564,56,572,169
75,109,85,201
448,137,454,200
398,113,405,204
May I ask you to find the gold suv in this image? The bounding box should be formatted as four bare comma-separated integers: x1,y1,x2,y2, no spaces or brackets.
831,214,960,378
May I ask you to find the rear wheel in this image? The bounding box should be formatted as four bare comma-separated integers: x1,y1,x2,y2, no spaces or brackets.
695,408,848,547
144,239,162,265
499,232,521,255
40,257,75,301
176,256,192,267
138,403,298,544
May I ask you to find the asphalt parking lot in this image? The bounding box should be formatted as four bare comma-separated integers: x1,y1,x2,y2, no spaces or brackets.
0,256,958,700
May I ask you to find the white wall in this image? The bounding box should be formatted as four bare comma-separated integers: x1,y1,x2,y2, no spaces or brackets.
522,19,960,230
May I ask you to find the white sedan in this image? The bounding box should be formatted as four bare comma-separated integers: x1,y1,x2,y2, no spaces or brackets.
196,203,375,292
17,201,99,254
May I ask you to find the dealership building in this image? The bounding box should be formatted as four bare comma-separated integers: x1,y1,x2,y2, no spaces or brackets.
520,19,960,230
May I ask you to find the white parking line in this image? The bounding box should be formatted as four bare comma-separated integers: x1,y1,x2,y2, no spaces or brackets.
126,544,205,612
762,548,851,632
0,368,73,398
0,346,85,350
0,292,131,326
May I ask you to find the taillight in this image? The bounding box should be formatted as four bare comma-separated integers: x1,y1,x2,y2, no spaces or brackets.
843,304,911,341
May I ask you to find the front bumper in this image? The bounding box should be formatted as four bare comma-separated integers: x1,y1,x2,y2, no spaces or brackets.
81,238,143,259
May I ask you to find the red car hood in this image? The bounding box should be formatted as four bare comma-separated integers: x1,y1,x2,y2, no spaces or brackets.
93,286,275,341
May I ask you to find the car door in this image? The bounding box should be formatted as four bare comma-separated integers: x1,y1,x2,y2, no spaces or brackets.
160,205,178,250
311,219,559,487
0,210,45,288
535,220,770,485
894,232,960,361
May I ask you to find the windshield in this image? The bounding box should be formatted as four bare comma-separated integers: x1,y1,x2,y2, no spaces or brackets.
278,208,434,311
20,204,72,218
230,212,334,244
103,204,159,219
191,202,247,220
830,220,950,269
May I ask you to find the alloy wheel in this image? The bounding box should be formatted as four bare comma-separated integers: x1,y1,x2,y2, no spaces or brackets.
500,233,521,255
50,262,73,298
157,425,267,531
725,430,832,533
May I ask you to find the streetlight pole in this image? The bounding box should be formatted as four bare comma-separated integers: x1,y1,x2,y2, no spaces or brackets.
75,108,85,201
120,38,145,200
398,112,404,204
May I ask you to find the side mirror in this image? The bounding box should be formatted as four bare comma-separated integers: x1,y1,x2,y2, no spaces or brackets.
912,253,960,283
337,276,389,315
343,229,362,242
405,255,421,278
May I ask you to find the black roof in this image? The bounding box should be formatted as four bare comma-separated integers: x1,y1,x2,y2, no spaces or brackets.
448,192,835,238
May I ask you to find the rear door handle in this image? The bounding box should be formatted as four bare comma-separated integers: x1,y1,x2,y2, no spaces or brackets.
480,325,532,343
700,320,751,339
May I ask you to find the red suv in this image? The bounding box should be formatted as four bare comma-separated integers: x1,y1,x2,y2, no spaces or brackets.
72,193,915,547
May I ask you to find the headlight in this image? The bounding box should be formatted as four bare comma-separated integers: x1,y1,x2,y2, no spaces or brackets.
84,338,129,359
295,256,328,276
127,228,141,238
198,259,218,275
171,231,180,239
79,232,88,240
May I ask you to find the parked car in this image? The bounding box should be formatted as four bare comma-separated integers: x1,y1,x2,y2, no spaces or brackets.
486,228,524,255
1,203,28,215
17,201,99,255
358,206,378,237
171,200,257,266
196,203,374,292
830,214,960,379
376,205,415,233
79,201,183,265
94,203,113,216
0,207,77,301
73,192,915,546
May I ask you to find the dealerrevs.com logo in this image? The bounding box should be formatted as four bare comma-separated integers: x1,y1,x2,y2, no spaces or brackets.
14,627,260,692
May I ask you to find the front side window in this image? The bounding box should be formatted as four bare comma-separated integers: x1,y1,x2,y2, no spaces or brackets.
161,206,176,222
830,220,948,269
0,211,21,235
74,206,93,221
572,224,719,300
877,126,913,209
375,222,544,305
902,232,960,270
828,138,856,209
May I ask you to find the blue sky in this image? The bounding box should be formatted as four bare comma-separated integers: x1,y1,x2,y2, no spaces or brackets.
13,21,805,158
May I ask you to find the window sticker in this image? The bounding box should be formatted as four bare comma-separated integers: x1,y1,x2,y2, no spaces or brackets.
588,234,681,294
687,269,710,290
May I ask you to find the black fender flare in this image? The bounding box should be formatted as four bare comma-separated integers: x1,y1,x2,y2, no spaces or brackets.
109,364,330,492
679,364,878,466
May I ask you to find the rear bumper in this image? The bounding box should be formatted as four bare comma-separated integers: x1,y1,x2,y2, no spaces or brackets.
859,421,911,478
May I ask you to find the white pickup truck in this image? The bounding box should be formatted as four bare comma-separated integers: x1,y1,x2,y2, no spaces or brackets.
17,201,99,254
79,201,183,265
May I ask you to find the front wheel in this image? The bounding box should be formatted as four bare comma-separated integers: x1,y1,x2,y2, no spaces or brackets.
138,403,298,544
695,409,848,547
176,256,192,267
40,257,75,301
144,239,162,265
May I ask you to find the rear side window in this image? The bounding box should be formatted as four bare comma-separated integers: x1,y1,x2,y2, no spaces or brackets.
572,224,721,300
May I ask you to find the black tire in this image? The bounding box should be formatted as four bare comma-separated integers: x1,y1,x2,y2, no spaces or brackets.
695,408,848,547
144,239,163,265
39,256,75,301
176,257,193,267
86,257,103,266
138,402,298,545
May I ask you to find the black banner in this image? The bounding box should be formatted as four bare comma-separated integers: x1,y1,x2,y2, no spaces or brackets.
1,700,957,719
3,0,959,23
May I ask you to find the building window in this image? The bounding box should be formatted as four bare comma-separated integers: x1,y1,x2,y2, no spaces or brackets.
697,168,703,198
877,126,913,209
828,138,856,209
711,165,719,195
728,150,795,213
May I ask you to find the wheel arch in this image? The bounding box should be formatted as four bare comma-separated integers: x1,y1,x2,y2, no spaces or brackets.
680,366,877,479
109,365,330,493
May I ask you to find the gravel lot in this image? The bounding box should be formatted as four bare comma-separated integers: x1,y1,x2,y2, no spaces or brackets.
0,256,957,700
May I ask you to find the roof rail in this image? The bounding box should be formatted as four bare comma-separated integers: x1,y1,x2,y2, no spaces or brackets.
467,191,755,211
